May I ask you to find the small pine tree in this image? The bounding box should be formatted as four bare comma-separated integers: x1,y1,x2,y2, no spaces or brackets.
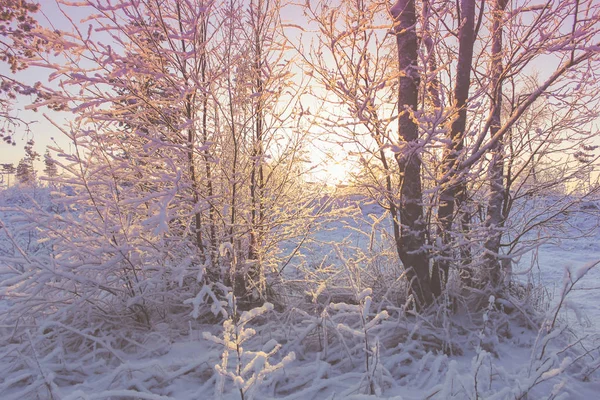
43,150,58,178
16,157,34,185
1,163,15,186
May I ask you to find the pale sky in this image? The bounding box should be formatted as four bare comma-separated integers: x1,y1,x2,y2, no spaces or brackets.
0,1,349,184
0,1,322,174
1,1,598,186
0,1,91,170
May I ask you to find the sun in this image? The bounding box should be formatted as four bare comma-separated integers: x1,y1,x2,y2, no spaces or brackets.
307,141,356,186
309,157,352,186
326,161,348,185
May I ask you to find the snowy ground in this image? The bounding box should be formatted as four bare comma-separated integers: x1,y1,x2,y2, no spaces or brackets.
1,188,600,399
514,203,600,337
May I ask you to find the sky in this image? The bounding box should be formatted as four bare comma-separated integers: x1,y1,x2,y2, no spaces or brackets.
0,1,90,171
0,0,351,184
1,1,598,186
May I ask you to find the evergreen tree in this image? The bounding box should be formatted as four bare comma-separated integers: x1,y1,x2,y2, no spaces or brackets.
15,156,33,184
1,163,15,186
0,0,51,138
43,149,58,178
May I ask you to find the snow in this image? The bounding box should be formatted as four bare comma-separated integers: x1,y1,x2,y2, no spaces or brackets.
1,187,600,399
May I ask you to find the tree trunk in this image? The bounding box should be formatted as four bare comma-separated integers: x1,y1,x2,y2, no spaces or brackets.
421,0,441,110
248,0,267,299
199,6,219,275
431,0,477,297
176,1,206,264
483,0,509,287
390,0,432,309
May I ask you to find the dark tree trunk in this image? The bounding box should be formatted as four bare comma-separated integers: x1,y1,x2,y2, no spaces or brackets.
199,6,218,275
391,0,433,309
176,2,206,264
421,0,442,110
431,0,477,297
483,0,509,287
248,0,267,300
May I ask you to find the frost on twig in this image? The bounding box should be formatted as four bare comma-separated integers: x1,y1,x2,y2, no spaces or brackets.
203,298,295,400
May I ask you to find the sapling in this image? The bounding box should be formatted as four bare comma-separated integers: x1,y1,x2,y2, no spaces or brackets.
324,246,390,394
329,287,388,395
203,294,295,400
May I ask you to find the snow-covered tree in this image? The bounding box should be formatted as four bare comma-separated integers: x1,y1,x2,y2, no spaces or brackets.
1,162,15,186
15,156,33,184
0,0,319,345
15,142,37,185
43,149,57,178
299,0,600,306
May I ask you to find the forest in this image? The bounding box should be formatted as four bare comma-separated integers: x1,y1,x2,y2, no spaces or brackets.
1,0,600,398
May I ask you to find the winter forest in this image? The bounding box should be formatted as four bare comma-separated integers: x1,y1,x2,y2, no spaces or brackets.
1,0,600,398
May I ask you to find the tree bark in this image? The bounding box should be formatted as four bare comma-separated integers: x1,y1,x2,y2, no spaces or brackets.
176,1,206,264
391,0,432,308
421,0,442,110
431,0,477,297
483,0,509,287
199,4,219,274
248,0,268,300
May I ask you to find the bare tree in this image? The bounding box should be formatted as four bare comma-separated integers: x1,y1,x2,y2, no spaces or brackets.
3,0,316,326
430,0,478,297
390,0,433,307
482,0,509,287
301,0,600,305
